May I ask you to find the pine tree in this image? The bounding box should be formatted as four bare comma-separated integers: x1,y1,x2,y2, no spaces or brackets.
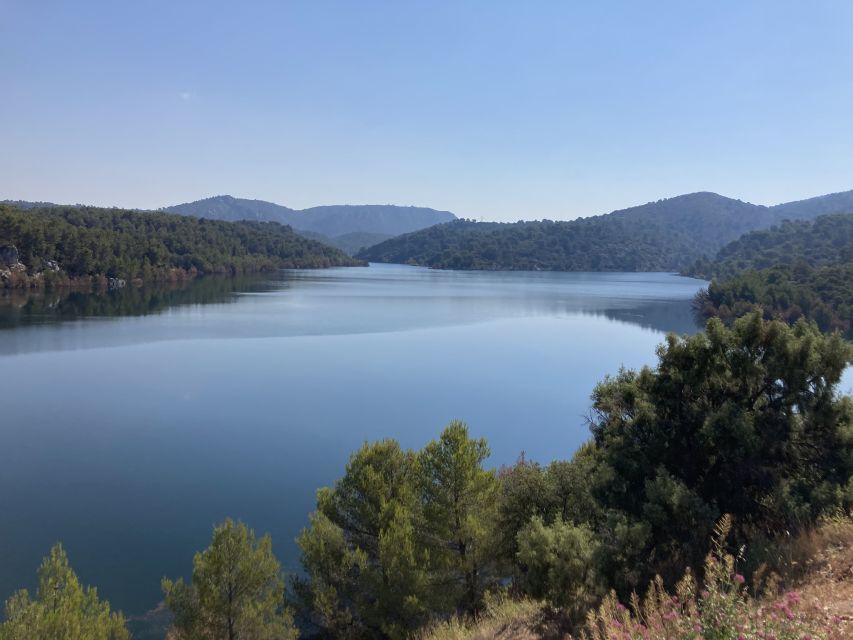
418,420,499,613
162,519,297,640
0,544,128,640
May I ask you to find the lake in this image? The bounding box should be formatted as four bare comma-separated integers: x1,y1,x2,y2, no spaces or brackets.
0,264,708,629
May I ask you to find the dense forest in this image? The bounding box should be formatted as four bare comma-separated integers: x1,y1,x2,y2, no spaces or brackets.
689,214,853,279
692,213,853,337
0,204,362,289
3,314,850,639
358,191,853,271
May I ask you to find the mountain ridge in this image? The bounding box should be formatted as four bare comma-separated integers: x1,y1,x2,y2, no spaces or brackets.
357,189,853,271
161,195,457,240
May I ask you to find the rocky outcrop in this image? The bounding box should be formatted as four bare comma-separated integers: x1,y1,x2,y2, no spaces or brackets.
0,245,28,286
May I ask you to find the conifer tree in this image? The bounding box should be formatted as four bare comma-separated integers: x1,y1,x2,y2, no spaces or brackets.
0,544,128,640
163,519,297,640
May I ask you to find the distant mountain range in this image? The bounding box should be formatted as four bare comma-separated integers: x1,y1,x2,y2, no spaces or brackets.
357,190,853,272
161,196,457,253
1,196,458,255
6,188,853,270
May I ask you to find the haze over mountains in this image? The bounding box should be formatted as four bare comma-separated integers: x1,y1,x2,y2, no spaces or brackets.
162,195,457,254
358,189,853,271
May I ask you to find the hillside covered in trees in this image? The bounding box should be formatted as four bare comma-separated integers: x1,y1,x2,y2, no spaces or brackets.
0,204,362,289
358,190,853,271
690,213,853,279
692,213,853,336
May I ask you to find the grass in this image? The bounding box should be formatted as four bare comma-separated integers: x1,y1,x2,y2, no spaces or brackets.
416,513,853,640
414,593,556,640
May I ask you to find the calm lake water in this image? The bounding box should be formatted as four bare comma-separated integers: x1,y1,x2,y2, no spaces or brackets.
1,264,711,627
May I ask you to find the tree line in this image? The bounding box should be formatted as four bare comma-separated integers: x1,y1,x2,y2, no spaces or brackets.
0,204,363,289
4,313,851,639
691,213,853,337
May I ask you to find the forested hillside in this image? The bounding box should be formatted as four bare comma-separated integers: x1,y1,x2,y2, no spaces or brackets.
358,191,853,271
692,213,853,336
0,204,362,288
690,213,853,279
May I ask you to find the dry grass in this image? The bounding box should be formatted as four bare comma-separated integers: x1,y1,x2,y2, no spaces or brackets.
784,512,853,636
414,594,563,640
415,514,853,640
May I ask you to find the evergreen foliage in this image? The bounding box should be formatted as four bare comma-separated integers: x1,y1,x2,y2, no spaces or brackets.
515,516,600,618
0,204,362,288
495,447,600,563
294,439,429,639
691,213,853,336
689,213,853,280
162,519,297,640
695,262,853,337
0,544,128,640
587,313,853,592
295,422,500,639
294,314,852,636
358,192,841,271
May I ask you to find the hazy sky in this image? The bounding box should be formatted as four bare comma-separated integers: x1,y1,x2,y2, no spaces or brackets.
2,1,852,221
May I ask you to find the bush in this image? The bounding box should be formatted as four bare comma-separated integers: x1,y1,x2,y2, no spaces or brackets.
516,517,601,619
583,516,839,640
589,313,853,591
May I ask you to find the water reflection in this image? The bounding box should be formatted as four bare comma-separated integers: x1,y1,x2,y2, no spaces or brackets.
0,274,282,329
0,265,706,358
1,263,706,623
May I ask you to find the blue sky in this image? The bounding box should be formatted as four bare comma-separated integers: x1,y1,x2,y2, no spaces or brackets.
2,1,852,221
